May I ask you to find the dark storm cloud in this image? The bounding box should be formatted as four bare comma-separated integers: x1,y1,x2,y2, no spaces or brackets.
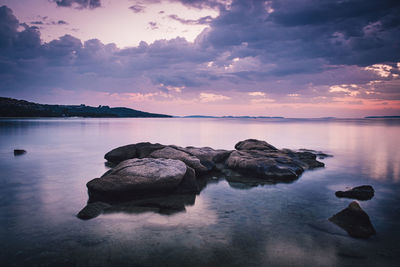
51,0,101,9
168,14,213,25
195,0,400,69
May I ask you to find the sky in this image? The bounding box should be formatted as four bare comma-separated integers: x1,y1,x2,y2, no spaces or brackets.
0,0,399,117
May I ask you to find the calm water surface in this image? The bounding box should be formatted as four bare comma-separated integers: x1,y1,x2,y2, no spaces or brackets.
0,118,399,266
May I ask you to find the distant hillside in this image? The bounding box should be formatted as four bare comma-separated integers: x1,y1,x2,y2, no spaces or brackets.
183,115,284,119
365,116,400,119
0,97,172,118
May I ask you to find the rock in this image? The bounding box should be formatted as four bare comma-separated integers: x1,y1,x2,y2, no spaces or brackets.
150,146,208,174
298,149,333,159
174,146,232,171
77,202,111,220
104,142,165,164
175,166,199,193
87,158,187,198
235,139,278,151
225,150,304,181
224,140,325,182
282,149,325,169
335,185,374,200
14,149,26,156
329,201,376,238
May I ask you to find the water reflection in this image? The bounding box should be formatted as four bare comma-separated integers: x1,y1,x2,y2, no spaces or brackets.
1,118,400,266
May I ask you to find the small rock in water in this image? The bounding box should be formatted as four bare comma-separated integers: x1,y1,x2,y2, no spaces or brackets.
14,149,26,156
335,185,374,200
329,201,376,238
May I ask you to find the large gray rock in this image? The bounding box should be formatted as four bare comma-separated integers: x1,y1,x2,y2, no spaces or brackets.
329,201,376,238
150,146,208,174
104,142,165,164
335,185,374,200
87,158,188,197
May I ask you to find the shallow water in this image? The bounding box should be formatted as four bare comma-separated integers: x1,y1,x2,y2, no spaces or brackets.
0,118,399,266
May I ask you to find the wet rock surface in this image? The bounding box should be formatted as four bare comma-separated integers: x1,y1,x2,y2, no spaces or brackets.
335,185,375,200
329,201,376,238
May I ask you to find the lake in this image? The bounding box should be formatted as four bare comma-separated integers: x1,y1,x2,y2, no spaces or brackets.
0,118,399,266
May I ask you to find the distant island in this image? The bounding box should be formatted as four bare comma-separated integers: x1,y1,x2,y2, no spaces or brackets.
184,115,284,119
0,97,171,118
365,116,400,119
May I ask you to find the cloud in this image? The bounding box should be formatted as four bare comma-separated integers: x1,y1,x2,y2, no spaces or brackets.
129,4,146,13
199,92,231,102
168,14,213,25
0,2,400,116
30,21,44,25
51,0,101,9
248,92,265,97
57,20,68,25
148,21,159,30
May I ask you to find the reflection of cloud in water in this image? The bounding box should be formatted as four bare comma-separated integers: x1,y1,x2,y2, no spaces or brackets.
264,238,339,267
145,196,218,227
325,123,400,183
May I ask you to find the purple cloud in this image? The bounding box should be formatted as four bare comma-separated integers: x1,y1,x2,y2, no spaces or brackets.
51,0,101,9
0,1,399,116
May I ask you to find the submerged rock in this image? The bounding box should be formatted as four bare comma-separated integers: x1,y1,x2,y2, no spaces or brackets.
87,158,196,199
14,149,26,156
329,201,376,238
335,185,374,200
77,202,111,220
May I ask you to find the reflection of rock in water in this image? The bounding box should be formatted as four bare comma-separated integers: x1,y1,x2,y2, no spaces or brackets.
329,201,376,238
78,139,329,219
78,193,197,220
